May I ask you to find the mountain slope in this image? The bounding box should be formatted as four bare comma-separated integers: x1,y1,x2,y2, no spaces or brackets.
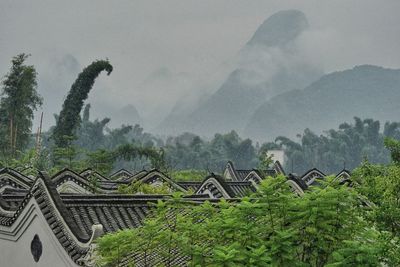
158,9,321,136
247,9,308,47
245,65,400,141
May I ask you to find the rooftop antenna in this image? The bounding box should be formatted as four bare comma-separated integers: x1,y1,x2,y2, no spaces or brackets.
343,161,346,170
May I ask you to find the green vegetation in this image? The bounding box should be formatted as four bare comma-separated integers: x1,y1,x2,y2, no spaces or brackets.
96,140,400,266
1,55,396,176
0,53,400,266
96,174,392,266
247,65,400,141
118,180,171,195
53,59,113,147
0,54,42,156
164,131,258,172
0,56,164,175
170,170,208,182
264,117,397,174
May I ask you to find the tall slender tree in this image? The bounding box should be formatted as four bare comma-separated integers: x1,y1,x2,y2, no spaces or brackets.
53,59,112,147
0,54,42,155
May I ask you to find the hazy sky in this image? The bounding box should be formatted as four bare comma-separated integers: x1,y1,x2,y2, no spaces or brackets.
1,0,400,130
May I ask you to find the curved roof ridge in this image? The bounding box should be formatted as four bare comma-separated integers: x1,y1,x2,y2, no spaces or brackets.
301,168,325,178
273,161,285,175
0,167,34,184
224,161,240,181
287,173,307,190
51,168,86,182
110,168,133,180
336,169,351,175
51,168,100,193
136,169,187,192
123,169,148,182
36,172,93,242
79,168,110,181
0,172,101,249
196,173,236,198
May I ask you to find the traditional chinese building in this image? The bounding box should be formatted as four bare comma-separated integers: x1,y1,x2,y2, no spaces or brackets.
0,162,350,266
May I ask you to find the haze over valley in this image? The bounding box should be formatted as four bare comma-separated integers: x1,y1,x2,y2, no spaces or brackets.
1,0,400,142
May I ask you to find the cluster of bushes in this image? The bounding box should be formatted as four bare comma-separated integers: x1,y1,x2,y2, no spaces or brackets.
96,140,400,266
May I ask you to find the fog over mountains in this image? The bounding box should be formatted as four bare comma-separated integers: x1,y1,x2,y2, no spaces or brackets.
38,9,400,140
158,10,322,136
246,65,400,140
156,9,400,141
1,2,400,141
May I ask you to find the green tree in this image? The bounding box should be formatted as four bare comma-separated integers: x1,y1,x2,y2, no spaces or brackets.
384,137,400,164
117,180,171,194
265,117,392,174
53,135,82,169
85,149,114,176
97,175,385,266
0,54,42,155
53,59,112,147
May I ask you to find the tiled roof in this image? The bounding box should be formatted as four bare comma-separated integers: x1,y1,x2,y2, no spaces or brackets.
80,168,110,181
196,174,254,198
61,194,160,235
109,169,133,180
0,173,97,264
176,181,202,191
0,168,34,191
235,170,253,180
0,172,209,266
0,164,353,266
223,161,282,182
227,181,256,197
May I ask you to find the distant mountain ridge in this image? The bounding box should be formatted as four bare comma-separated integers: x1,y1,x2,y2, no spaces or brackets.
158,9,322,136
247,9,308,47
245,65,400,141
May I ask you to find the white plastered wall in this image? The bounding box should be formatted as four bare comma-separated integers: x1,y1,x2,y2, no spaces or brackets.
0,198,81,267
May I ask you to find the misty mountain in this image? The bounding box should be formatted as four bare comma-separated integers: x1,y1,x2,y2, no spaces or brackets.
247,9,308,47
245,65,400,141
181,69,268,135
158,9,322,136
100,104,142,129
135,67,194,128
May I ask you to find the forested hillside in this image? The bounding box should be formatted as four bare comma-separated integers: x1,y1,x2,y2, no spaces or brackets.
158,9,322,135
247,65,400,140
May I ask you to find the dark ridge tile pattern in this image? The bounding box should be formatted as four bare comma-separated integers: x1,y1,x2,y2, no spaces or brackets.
0,175,93,265
79,169,110,181
235,170,253,181
60,194,209,235
110,169,133,180
177,182,202,191
0,168,34,191
119,170,148,182
226,181,256,197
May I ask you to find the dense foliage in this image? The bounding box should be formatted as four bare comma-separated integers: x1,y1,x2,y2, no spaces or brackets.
53,59,113,147
170,170,208,182
96,140,400,266
1,54,400,177
1,53,400,266
164,131,258,172
0,54,42,156
97,175,390,266
118,180,171,195
263,117,399,174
